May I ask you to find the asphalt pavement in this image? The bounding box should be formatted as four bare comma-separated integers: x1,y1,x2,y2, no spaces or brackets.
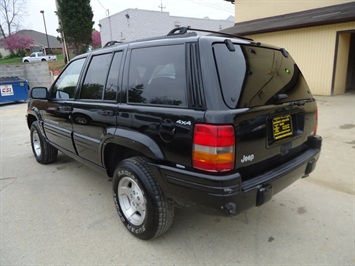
0,93,354,265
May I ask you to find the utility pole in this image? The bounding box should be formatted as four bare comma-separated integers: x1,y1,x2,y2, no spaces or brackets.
158,1,166,12
55,0,70,63
40,10,51,54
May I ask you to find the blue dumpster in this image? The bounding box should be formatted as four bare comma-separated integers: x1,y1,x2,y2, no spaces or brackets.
0,76,29,104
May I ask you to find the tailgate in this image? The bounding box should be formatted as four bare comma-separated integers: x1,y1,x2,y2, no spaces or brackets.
212,41,318,179
234,101,317,175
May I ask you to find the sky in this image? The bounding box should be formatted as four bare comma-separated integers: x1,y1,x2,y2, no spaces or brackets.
23,0,235,37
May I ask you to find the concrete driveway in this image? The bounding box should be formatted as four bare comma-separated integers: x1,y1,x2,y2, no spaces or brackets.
1,93,354,265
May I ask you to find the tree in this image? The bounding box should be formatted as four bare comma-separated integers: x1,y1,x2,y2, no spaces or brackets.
91,30,101,48
57,0,94,54
0,0,27,38
3,33,34,55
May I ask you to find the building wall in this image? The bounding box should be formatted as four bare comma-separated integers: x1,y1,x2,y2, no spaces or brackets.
247,22,355,95
234,0,354,23
0,48,10,58
0,62,53,88
334,32,351,95
99,9,234,45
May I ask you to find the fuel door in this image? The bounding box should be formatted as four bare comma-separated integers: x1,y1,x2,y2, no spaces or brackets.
159,119,176,142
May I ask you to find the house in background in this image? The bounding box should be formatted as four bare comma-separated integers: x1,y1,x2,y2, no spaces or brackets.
223,0,355,95
98,8,234,45
16,30,62,55
0,30,62,57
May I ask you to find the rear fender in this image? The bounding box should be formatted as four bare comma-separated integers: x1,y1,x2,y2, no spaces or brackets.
106,128,164,160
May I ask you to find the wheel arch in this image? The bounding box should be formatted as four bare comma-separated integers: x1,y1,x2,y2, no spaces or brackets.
27,113,37,129
103,131,165,177
27,108,45,138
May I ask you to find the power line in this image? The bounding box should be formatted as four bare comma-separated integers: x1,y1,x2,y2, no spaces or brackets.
97,0,109,16
184,0,234,13
96,0,107,12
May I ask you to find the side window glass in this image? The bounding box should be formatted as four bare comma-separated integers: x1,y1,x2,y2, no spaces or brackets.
128,45,187,107
213,44,246,109
80,53,112,100
104,52,122,101
51,58,86,99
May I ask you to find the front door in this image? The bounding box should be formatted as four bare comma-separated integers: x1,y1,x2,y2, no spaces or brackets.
41,57,86,154
72,51,123,166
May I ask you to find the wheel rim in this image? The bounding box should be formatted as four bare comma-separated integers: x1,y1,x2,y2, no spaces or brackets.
32,130,42,157
75,116,88,124
118,176,146,226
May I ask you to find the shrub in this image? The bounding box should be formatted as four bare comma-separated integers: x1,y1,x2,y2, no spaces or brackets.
3,34,35,54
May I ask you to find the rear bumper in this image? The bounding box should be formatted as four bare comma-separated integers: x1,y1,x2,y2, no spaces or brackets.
150,136,322,216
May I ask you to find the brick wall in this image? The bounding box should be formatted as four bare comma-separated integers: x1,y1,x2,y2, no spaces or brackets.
0,62,53,88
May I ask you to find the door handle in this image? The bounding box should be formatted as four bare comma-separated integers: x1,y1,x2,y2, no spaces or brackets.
97,110,113,116
57,106,73,112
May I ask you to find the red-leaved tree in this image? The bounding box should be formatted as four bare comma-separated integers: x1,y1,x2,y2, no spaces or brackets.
91,31,101,48
3,34,35,55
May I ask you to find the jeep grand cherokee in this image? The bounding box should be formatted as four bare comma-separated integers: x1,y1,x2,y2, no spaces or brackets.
27,27,322,239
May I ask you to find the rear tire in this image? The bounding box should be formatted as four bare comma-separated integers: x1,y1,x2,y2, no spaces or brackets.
30,121,58,164
112,157,174,240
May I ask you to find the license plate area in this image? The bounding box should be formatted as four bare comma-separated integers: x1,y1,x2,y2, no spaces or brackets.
272,115,293,141
267,112,304,147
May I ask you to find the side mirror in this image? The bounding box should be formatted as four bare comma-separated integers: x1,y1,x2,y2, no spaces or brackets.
30,87,49,99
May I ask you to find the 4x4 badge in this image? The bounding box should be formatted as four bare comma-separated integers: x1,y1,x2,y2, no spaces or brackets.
176,120,192,126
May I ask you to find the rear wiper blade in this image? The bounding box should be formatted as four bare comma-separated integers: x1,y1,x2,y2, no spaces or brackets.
289,100,307,106
266,93,288,105
276,93,288,101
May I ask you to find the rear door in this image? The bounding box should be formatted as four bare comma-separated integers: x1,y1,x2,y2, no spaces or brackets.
121,42,204,167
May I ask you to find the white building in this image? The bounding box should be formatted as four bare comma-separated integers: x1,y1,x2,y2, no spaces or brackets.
98,9,234,45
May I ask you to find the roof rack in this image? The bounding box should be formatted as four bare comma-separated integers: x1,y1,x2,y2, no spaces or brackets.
103,41,123,48
167,27,253,41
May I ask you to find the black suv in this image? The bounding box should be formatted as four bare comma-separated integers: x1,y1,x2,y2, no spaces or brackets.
27,27,322,240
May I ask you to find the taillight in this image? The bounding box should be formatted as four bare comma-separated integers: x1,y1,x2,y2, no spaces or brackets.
193,124,235,172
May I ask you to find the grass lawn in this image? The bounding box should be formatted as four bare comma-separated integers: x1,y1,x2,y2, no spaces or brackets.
48,54,67,72
0,57,22,64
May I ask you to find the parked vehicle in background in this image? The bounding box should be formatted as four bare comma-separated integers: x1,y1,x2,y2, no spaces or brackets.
26,27,322,240
22,52,57,63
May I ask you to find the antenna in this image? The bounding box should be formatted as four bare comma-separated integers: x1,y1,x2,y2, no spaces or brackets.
158,0,166,12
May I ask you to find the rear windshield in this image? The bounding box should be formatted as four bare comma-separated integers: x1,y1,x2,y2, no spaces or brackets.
213,43,313,108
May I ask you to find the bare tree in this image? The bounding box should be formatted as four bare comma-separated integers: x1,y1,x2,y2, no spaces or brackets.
0,0,27,38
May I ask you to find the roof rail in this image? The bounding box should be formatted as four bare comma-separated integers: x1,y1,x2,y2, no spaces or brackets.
167,27,253,41
103,41,123,48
